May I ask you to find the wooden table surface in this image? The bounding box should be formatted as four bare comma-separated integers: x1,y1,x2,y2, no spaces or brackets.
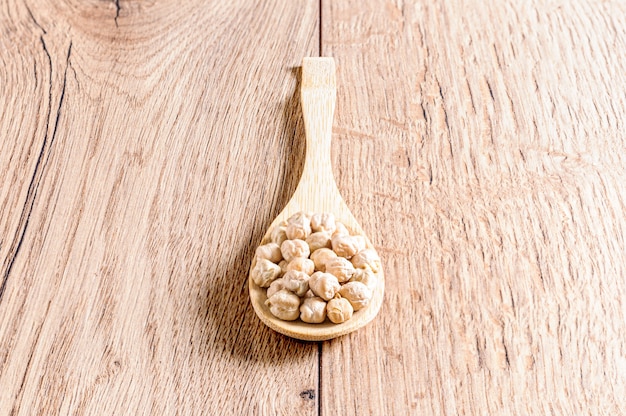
1,1,625,414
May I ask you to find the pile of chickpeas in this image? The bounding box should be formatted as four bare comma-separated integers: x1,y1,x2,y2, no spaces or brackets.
250,212,381,324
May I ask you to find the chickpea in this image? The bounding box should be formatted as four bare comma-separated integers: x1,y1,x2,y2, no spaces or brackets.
333,222,350,236
255,242,283,263
326,297,353,323
285,212,312,240
287,211,312,223
310,248,337,272
270,221,288,245
349,268,378,290
339,281,372,311
324,257,355,283
267,278,286,299
308,272,340,301
280,239,310,262
300,297,327,323
352,236,367,252
310,213,336,234
251,259,281,288
282,270,310,297
278,260,289,276
306,231,332,252
350,248,381,273
286,257,315,275
331,234,362,259
265,289,301,321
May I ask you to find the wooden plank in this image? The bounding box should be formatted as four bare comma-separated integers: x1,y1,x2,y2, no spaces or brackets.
322,0,626,414
0,1,320,414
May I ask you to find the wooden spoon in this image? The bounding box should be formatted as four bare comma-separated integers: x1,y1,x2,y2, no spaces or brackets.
248,57,384,341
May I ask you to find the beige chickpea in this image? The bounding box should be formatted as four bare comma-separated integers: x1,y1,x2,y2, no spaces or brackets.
353,236,367,252
300,297,327,323
326,297,354,323
308,272,340,301
267,278,286,299
285,212,312,240
265,289,301,321
280,239,310,262
304,289,316,298
278,260,289,276
339,281,372,311
333,221,350,236
331,234,362,259
310,248,337,272
310,213,337,234
306,231,332,253
270,221,288,245
255,242,283,263
286,257,315,275
350,248,381,273
349,268,378,290
324,257,355,283
282,270,310,296
250,259,281,288
286,223,311,241
287,211,311,223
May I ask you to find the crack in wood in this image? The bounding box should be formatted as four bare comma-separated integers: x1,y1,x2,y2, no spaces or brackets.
318,0,322,56
486,79,495,101
438,84,451,133
114,0,121,27
0,40,72,303
317,342,322,416
25,2,47,34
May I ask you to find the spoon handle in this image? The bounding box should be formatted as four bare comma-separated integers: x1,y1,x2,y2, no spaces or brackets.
296,57,338,204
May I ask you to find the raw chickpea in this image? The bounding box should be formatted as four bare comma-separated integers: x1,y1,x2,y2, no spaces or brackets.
310,248,337,272
287,211,311,224
255,242,283,263
251,259,281,288
310,213,336,234
285,212,312,240
286,224,311,241
353,236,367,252
278,260,288,276
265,289,301,320
280,239,310,262
331,234,362,259
282,270,310,297
349,268,378,291
333,222,350,236
350,248,381,273
306,231,332,252
300,297,327,323
267,278,286,299
286,257,315,275
324,257,355,283
271,221,288,245
326,297,353,323
308,272,340,301
339,281,372,311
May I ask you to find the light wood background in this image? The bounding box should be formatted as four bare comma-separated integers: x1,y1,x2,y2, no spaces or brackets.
1,0,625,414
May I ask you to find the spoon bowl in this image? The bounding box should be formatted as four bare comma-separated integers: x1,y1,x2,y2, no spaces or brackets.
248,57,384,341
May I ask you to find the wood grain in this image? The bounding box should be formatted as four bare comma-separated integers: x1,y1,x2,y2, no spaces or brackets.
1,1,320,414
322,0,626,415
